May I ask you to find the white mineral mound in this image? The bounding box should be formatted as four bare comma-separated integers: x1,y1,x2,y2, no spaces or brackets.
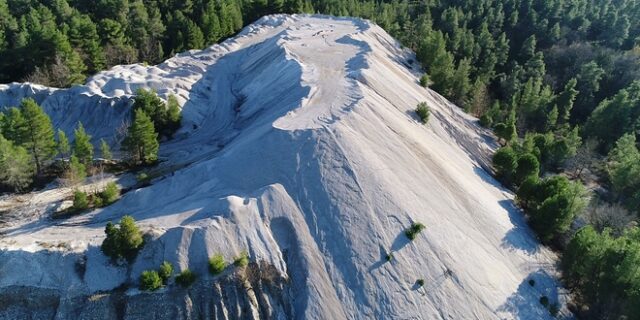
0,15,570,319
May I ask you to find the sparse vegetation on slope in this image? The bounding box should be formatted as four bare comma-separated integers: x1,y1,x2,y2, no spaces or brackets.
415,102,430,124
101,215,144,262
176,269,196,288
405,222,425,241
140,270,162,291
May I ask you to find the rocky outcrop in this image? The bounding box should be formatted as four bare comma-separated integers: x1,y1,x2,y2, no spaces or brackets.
0,262,291,320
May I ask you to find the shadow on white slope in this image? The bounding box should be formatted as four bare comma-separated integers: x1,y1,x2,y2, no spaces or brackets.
0,14,570,319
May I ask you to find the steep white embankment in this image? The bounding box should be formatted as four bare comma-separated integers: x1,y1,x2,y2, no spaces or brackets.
0,15,569,319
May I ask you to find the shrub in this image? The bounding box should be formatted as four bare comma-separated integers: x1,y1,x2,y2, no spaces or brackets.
415,102,430,124
175,269,196,288
539,296,549,308
101,182,119,205
101,215,144,261
493,147,518,184
528,279,535,287
93,194,104,207
385,253,393,262
140,270,162,291
233,250,249,267
405,222,425,240
208,253,226,275
514,153,540,186
479,113,493,127
158,261,173,284
137,172,150,184
416,279,425,287
73,190,89,210
419,74,430,87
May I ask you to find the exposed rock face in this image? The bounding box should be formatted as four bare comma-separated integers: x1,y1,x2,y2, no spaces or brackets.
0,262,291,319
0,14,570,319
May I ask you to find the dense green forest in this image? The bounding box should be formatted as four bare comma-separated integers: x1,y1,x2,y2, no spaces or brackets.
1,0,640,318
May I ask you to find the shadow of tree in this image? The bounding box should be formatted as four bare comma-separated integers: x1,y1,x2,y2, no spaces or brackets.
498,199,541,255
498,269,564,319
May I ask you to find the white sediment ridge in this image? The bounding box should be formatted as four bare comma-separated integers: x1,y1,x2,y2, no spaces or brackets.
0,14,570,319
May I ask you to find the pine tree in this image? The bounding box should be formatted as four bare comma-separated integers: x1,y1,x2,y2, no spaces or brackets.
20,98,56,173
124,109,159,165
57,129,70,159
555,78,579,124
73,122,93,165
450,58,472,105
166,95,182,136
0,134,34,191
100,139,112,161
65,154,86,185
1,107,28,145
186,19,205,49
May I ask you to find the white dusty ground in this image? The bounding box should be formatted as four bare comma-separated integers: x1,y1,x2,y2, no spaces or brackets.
0,15,570,319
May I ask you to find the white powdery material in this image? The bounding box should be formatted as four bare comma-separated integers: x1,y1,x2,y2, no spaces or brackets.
0,14,570,319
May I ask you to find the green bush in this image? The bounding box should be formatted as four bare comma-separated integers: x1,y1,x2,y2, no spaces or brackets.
93,194,104,207
233,251,249,267
73,190,89,210
140,270,162,291
405,222,425,240
528,279,535,287
419,74,430,87
175,269,196,288
415,102,430,124
479,113,493,127
208,253,226,275
385,253,393,262
137,172,150,184
101,182,119,205
101,215,144,261
492,146,518,184
416,279,425,287
158,261,173,284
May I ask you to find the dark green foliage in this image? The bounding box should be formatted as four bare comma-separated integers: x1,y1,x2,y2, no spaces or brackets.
123,109,159,165
419,74,429,87
158,261,173,284
416,279,424,287
57,129,70,159
563,226,640,318
140,270,162,291
100,139,112,161
528,279,535,287
208,253,226,275
385,253,393,262
606,134,640,210
101,215,144,261
415,102,430,124
132,89,179,139
73,122,93,166
72,190,88,210
100,182,119,205
19,98,56,173
405,222,425,241
233,250,249,267
514,153,539,186
492,147,518,184
494,122,516,144
516,176,588,242
175,269,196,288
0,134,34,191
66,155,86,185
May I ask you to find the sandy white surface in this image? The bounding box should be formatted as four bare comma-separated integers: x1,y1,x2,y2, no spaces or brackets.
0,14,570,319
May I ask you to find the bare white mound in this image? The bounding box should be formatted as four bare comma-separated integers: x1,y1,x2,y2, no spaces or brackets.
0,15,570,319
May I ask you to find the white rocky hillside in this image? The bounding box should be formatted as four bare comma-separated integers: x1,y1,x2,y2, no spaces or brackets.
0,14,571,319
